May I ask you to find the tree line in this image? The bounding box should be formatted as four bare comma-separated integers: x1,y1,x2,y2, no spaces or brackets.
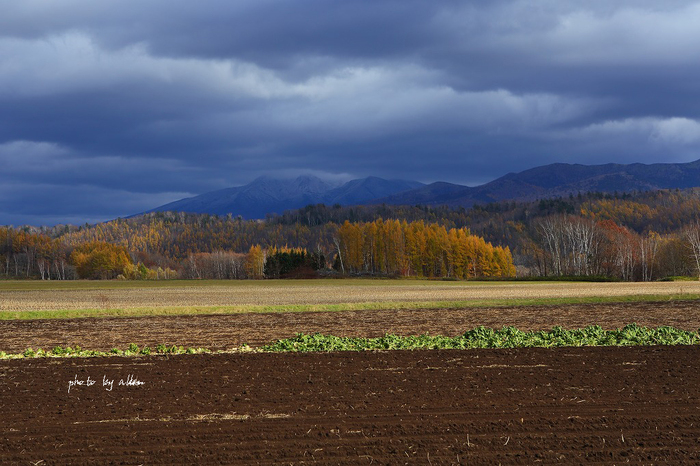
333,219,515,278
4,188,700,281
521,216,700,281
0,217,515,280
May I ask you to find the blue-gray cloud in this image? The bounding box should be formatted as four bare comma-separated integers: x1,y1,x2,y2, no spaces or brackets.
2,0,700,225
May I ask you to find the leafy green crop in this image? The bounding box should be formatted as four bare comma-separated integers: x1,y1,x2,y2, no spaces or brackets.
260,324,700,352
0,344,210,359
3,324,699,359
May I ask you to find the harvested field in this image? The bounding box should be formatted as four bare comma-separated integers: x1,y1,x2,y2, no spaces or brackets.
1,279,700,316
4,282,700,464
3,346,700,465
2,300,700,352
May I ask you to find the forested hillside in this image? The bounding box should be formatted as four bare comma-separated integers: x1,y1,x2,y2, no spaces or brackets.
3,188,700,281
0,216,514,281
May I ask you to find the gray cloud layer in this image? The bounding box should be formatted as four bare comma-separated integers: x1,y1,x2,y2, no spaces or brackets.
2,1,700,224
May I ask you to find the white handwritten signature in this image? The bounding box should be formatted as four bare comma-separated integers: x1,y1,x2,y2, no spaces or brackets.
68,374,145,393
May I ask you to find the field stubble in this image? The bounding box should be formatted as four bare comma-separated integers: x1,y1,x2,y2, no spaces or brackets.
1,279,699,315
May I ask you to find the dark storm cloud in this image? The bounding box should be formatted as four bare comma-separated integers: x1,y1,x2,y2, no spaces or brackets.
2,0,700,224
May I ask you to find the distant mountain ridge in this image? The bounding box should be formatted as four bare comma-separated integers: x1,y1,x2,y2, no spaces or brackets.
146,176,424,219
143,159,700,218
373,159,700,208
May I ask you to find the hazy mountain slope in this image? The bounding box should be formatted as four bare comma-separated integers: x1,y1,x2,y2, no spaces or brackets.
149,175,334,219
368,182,470,205
322,177,424,205
146,176,424,218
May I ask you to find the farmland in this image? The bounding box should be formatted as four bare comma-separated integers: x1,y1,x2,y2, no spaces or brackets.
2,279,700,464
3,346,700,464
2,279,700,318
3,300,700,353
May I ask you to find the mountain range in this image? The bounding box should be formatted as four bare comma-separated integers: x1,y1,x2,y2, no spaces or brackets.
147,176,424,219
373,159,700,208
145,159,700,218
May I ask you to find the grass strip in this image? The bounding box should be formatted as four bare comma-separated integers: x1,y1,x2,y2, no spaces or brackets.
3,324,700,359
2,293,700,320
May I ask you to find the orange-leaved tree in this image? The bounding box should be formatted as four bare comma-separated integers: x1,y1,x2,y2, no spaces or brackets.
69,241,132,279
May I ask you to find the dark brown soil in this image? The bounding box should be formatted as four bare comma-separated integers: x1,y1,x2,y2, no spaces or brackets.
2,346,700,465
3,302,700,464
1,300,700,352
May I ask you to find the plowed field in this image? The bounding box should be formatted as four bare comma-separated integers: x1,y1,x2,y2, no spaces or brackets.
1,300,700,352
4,298,700,464
3,346,700,465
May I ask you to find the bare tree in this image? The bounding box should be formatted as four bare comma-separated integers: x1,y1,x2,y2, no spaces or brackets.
538,216,602,277
332,237,345,274
537,216,565,276
563,216,601,276
38,259,47,280
639,232,660,282
685,221,700,279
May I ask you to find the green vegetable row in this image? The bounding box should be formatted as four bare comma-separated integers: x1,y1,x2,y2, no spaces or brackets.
260,324,700,352
3,324,700,359
0,343,211,359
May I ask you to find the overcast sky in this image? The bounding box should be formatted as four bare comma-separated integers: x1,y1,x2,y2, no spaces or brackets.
3,1,700,225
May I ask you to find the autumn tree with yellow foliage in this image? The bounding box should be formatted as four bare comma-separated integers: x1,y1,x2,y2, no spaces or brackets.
69,241,132,279
334,219,515,278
